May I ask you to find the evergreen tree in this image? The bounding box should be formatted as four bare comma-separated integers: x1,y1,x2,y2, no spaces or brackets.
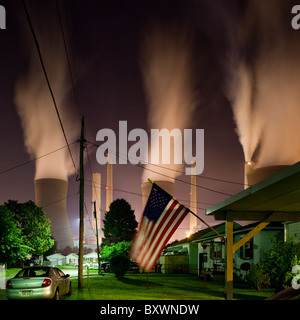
102,199,138,247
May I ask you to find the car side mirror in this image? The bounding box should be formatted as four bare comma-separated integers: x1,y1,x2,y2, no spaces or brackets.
63,274,70,278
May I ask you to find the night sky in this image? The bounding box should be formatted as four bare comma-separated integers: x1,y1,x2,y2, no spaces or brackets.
2,1,296,243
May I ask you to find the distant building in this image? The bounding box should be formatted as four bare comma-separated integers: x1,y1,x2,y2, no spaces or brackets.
46,253,66,266
65,253,78,265
83,252,99,263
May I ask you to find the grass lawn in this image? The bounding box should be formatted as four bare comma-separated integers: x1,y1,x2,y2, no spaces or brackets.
0,268,274,300
63,273,274,300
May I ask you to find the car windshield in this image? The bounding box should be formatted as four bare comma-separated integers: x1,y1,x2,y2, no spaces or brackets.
16,268,49,278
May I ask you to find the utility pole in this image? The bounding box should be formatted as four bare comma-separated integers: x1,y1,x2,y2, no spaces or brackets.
78,117,85,289
93,201,101,273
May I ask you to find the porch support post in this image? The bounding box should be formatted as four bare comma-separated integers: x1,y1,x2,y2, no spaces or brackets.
232,221,270,253
225,218,233,300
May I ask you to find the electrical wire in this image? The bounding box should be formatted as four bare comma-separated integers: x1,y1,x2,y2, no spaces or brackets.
86,140,234,197
0,142,77,176
85,139,244,186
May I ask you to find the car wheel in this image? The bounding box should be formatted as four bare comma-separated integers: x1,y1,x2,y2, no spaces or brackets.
66,282,72,296
53,289,60,300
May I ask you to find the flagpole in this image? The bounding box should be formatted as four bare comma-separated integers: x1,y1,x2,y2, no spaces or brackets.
188,209,225,241
147,178,225,241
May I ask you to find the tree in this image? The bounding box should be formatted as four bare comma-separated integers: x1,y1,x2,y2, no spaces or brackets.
102,199,138,247
0,206,31,265
100,241,132,261
4,200,54,256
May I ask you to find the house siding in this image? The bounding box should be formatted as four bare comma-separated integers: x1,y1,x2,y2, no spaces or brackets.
286,222,300,243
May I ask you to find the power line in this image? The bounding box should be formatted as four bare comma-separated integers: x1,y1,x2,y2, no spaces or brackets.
83,178,216,211
86,139,244,186
41,191,79,209
86,140,233,197
0,142,77,176
21,0,78,177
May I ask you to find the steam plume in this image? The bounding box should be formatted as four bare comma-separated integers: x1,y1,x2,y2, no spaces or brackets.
229,1,300,167
140,22,197,182
14,11,78,181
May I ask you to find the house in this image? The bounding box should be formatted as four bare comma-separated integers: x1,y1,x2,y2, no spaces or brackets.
162,222,283,280
65,253,78,265
83,251,98,263
206,161,300,299
46,253,66,266
161,223,226,275
194,221,283,281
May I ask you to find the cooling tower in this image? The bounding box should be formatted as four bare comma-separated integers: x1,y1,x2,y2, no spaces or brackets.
34,178,74,250
141,180,175,209
246,165,289,186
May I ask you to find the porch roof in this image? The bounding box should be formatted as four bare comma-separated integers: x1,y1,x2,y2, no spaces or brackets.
206,161,300,222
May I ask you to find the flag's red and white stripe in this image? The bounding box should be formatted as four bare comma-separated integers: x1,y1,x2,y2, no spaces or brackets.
130,198,189,273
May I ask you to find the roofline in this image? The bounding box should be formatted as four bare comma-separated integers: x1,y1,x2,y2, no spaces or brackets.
192,221,283,243
166,222,225,248
206,161,300,215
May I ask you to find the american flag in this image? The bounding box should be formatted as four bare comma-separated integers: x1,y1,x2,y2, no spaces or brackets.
130,183,189,273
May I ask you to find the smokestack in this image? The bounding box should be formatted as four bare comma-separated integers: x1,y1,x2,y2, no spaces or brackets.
92,173,102,243
34,178,73,250
190,162,198,232
244,161,254,189
141,180,175,209
106,155,113,212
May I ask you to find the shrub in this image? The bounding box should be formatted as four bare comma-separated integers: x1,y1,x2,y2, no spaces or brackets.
247,263,270,291
261,239,300,291
110,255,130,278
100,241,132,262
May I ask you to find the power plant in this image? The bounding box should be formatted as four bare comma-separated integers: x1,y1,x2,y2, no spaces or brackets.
106,155,113,212
84,173,102,247
34,178,73,250
244,163,289,187
190,162,198,232
92,173,102,245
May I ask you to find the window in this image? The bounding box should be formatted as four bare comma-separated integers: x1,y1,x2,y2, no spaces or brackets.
53,268,65,278
16,268,49,278
210,243,222,260
240,239,253,259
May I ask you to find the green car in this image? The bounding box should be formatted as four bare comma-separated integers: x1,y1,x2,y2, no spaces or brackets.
6,266,72,300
